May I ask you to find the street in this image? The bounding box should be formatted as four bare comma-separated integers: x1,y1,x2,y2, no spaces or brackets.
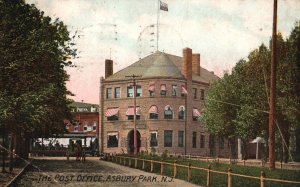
14,157,200,187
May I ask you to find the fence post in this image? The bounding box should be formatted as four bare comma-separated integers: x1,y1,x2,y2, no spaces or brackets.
135,158,138,168
161,160,165,175
261,160,263,167
243,159,246,166
142,160,145,170
228,168,232,187
188,162,192,182
151,160,154,172
129,158,132,167
123,157,126,165
173,160,177,178
207,164,211,187
260,171,265,187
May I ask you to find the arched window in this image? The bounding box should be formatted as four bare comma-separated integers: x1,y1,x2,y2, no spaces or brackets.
149,105,158,119
164,105,173,119
178,105,185,120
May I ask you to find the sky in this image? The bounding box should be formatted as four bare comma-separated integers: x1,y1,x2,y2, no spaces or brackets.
25,0,300,104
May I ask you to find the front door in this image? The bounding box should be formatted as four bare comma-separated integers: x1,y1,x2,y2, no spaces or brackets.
127,130,141,154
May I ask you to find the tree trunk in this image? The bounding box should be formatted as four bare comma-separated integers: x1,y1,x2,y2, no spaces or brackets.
283,127,290,163
2,135,6,173
9,134,13,172
242,140,248,160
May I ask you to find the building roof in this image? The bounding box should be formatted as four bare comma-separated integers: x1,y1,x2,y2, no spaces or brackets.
105,51,219,83
70,102,99,108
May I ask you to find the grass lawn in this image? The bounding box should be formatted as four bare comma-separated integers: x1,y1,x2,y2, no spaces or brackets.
105,154,300,187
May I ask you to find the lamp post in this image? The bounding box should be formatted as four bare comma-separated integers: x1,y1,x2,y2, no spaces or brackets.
125,74,142,155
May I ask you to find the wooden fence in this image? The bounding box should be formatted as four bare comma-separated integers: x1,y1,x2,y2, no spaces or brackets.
104,154,300,187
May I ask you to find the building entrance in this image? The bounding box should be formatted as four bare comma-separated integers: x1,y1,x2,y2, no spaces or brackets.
127,130,141,154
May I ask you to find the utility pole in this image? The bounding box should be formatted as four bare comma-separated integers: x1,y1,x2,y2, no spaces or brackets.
269,0,278,170
125,74,142,155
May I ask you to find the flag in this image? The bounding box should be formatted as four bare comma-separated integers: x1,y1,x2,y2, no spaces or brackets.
160,1,168,11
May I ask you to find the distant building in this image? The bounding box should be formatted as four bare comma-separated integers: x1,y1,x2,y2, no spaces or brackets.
64,102,99,143
99,48,234,157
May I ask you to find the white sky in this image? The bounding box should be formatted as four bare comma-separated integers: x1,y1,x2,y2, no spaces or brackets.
25,0,300,104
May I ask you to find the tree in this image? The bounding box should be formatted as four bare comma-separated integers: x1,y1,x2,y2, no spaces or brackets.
204,22,300,162
0,0,76,160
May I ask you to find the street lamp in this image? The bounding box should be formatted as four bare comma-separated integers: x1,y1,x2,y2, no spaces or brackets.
125,74,142,155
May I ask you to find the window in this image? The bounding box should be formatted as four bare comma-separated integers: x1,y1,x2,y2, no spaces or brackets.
193,88,197,99
178,131,184,147
115,87,121,98
136,86,142,97
192,132,197,148
107,115,119,121
172,85,177,96
149,113,158,119
178,106,185,120
83,125,88,132
127,86,133,97
164,105,173,119
161,84,166,96
93,122,97,131
181,86,188,96
127,86,142,97
200,135,205,148
105,108,119,121
74,126,78,132
149,84,155,97
126,106,141,120
149,105,158,119
200,89,205,100
106,88,112,99
164,130,173,147
220,137,225,149
193,108,201,121
150,131,158,147
107,132,118,148
128,115,140,120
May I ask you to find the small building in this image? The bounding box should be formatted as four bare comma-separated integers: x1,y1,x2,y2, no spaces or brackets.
64,101,99,147
99,48,234,157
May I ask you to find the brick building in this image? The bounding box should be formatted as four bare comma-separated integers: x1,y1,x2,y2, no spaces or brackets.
64,102,99,146
99,48,234,157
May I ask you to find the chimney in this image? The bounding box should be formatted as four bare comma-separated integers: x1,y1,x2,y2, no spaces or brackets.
105,59,113,78
182,48,192,80
192,53,200,76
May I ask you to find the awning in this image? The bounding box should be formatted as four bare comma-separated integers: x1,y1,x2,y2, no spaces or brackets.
149,84,155,92
181,86,188,94
193,108,201,117
126,107,141,116
161,84,166,91
149,105,158,114
105,108,119,117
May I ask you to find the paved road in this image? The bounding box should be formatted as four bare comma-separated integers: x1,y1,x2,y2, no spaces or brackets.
15,157,200,187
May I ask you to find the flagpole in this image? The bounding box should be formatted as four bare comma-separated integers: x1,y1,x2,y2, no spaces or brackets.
157,0,159,51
